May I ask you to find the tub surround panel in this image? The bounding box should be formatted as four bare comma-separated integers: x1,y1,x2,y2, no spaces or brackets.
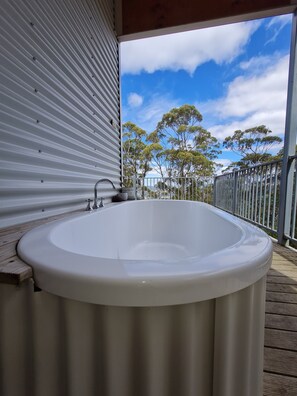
0,278,265,396
213,277,266,396
0,0,121,228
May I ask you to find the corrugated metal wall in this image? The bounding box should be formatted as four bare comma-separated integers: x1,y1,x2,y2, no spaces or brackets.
0,0,121,228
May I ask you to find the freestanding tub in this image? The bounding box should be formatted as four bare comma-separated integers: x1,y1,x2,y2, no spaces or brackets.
15,200,272,396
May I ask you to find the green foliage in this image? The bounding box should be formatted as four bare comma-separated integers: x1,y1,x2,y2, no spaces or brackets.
223,125,282,170
149,104,221,177
122,122,156,184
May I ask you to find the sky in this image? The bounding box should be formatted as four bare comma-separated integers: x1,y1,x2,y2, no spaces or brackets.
120,14,292,174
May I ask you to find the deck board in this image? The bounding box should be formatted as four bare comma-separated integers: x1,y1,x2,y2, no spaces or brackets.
265,328,297,351
264,243,297,395
266,283,297,292
264,348,297,376
268,268,297,277
263,373,297,396
266,301,297,316
267,276,297,285
266,291,297,303
265,313,297,332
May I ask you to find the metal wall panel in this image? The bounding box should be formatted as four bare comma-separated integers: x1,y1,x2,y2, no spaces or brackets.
0,0,121,228
0,277,266,396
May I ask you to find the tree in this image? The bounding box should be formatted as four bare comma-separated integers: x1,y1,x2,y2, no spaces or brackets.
122,122,163,189
223,125,282,170
122,122,151,181
148,104,221,178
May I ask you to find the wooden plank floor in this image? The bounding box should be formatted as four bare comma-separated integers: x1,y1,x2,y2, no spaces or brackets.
264,243,297,395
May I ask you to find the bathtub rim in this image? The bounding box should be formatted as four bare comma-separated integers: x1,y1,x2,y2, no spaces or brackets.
17,200,272,307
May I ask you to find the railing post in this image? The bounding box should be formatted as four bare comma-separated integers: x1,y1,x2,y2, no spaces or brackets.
213,176,217,206
133,174,137,200
278,10,297,245
232,170,238,215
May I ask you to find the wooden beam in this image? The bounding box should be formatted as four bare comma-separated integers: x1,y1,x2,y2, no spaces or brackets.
119,0,297,39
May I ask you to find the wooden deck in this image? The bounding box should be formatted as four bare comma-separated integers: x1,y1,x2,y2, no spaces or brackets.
264,243,297,395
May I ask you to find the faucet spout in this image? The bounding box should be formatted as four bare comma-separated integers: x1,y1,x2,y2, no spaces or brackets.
93,178,116,209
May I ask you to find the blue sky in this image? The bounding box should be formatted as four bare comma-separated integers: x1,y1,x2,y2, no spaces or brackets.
120,14,292,173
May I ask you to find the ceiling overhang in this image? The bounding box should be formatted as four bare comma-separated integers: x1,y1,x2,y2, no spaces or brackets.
116,0,297,41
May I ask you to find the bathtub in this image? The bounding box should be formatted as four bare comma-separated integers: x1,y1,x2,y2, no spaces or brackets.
18,200,272,306
12,200,272,396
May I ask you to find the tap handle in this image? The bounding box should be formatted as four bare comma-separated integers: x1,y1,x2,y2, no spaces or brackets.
99,197,104,208
85,199,93,211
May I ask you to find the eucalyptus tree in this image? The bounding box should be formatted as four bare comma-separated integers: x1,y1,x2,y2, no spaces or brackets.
148,104,221,178
146,104,221,201
223,125,282,170
122,122,151,181
122,122,163,194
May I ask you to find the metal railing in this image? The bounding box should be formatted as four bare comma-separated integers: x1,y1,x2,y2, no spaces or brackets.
123,156,297,246
123,176,214,204
213,157,297,244
214,160,282,236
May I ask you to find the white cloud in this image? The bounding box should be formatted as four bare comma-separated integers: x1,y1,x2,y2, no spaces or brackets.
214,159,232,174
266,14,292,44
215,158,232,167
266,14,292,29
120,21,260,75
146,170,161,178
128,92,143,107
202,54,289,140
146,166,168,178
239,53,281,74
123,95,180,132
211,110,286,141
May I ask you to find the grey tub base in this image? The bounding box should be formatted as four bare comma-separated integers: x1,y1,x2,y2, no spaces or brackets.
0,277,265,396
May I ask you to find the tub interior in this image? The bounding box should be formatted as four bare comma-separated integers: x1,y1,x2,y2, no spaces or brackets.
50,201,243,260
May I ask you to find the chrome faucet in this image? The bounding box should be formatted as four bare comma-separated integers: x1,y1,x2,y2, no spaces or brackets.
93,178,116,209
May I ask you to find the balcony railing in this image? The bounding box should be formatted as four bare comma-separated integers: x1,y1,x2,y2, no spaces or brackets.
214,156,297,244
123,176,214,204
214,160,282,236
123,156,297,246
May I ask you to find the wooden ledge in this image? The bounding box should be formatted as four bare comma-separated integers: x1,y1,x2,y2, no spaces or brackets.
0,256,33,284
0,210,83,285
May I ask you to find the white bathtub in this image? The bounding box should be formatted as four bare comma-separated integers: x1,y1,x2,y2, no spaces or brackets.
13,200,272,396
18,200,272,306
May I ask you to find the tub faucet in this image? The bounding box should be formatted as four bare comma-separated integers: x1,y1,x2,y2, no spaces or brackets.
93,178,116,209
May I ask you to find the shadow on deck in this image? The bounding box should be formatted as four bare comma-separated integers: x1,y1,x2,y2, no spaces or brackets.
264,243,297,395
